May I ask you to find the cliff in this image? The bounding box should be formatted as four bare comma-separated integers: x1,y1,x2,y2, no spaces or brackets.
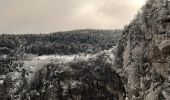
114,0,170,99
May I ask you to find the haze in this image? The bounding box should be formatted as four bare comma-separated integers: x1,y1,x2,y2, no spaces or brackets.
0,0,146,33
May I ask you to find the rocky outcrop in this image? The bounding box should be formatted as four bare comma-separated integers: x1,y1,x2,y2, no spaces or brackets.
114,0,170,99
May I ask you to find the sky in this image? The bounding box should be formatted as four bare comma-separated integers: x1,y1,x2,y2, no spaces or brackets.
0,0,146,33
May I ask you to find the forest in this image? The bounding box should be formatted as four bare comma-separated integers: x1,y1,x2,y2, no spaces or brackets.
0,29,121,55
0,29,123,100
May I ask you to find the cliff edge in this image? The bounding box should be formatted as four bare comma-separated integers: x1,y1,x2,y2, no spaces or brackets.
114,0,170,99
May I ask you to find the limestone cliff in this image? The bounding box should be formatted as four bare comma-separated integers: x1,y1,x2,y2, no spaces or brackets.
114,0,170,99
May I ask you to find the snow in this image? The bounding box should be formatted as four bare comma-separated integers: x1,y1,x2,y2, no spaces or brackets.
36,55,75,61
0,80,4,85
34,46,117,62
35,54,89,62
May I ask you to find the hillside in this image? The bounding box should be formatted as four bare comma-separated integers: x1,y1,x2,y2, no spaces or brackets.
0,29,121,100
0,29,121,55
0,47,124,100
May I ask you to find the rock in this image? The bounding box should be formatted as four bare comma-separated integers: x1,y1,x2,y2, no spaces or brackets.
114,0,170,99
162,89,170,100
158,28,166,35
160,40,170,55
0,80,4,85
166,56,170,63
145,29,153,40
162,15,170,22
150,44,161,63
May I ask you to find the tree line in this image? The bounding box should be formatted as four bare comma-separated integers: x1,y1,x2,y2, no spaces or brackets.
0,29,121,55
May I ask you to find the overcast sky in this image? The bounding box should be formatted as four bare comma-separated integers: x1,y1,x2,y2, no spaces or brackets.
0,0,146,33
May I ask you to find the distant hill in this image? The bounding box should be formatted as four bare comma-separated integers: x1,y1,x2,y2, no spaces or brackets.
0,29,121,55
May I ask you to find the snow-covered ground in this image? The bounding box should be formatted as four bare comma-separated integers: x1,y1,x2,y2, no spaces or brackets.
34,54,92,62
34,46,116,62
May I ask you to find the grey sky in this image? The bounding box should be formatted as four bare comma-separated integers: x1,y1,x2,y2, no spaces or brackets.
0,0,145,33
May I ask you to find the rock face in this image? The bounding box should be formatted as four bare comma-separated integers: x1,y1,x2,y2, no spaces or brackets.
114,0,170,99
